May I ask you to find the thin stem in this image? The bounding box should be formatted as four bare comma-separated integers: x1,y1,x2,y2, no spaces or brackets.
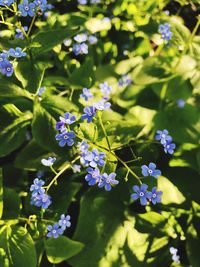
46,156,80,192
27,15,36,37
50,165,58,175
98,112,111,151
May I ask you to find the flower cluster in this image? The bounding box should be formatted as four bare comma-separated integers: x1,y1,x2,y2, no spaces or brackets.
118,74,132,87
155,129,176,154
55,112,76,147
18,0,53,17
131,184,162,205
0,47,26,77
169,247,180,264
0,0,14,6
158,23,173,41
47,214,71,238
30,178,51,209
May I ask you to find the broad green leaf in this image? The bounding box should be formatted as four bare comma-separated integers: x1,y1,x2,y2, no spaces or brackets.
169,16,190,46
45,236,84,264
157,176,185,205
0,112,32,157
68,58,95,88
85,17,111,33
2,188,20,219
186,224,200,267
15,61,47,93
0,226,37,267
32,28,76,56
0,169,3,219
0,80,32,101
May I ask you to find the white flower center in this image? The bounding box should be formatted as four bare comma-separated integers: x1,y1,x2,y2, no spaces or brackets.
64,135,68,139
94,156,99,161
24,6,29,11
139,192,144,197
52,230,56,234
148,169,153,174
7,67,11,71
152,193,156,198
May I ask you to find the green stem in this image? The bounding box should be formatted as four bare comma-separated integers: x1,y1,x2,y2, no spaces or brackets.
27,15,36,37
46,156,80,192
98,112,111,151
50,165,58,175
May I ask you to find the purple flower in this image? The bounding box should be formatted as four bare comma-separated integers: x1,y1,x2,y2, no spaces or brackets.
81,106,96,123
85,167,101,186
0,60,14,77
47,223,63,238
15,26,28,39
72,43,88,56
169,247,180,264
18,0,36,17
164,141,176,154
8,47,26,58
56,121,65,131
31,192,51,209
93,100,111,111
0,0,14,6
58,214,71,230
158,23,173,41
91,0,101,3
131,184,151,206
77,141,89,153
88,35,98,45
59,112,76,125
99,82,112,97
118,74,132,86
98,172,119,191
55,128,76,147
63,39,72,47
74,33,88,43
155,129,171,145
0,53,8,66
38,87,46,97
30,178,45,196
141,162,161,178
177,99,185,108
80,88,93,101
41,156,56,167
78,0,87,4
72,164,81,173
148,187,162,205
80,148,105,167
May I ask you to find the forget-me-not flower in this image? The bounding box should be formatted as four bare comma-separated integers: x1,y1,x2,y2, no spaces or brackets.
41,156,56,167
81,106,96,123
98,172,119,191
141,162,161,178
58,214,71,230
55,128,76,147
85,167,101,186
80,88,93,101
18,0,36,17
148,187,163,205
131,184,151,206
47,223,64,238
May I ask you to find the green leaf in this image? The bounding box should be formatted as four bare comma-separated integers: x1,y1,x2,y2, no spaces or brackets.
2,188,20,219
45,236,84,264
15,61,46,93
68,58,95,87
186,224,200,267
0,169,3,219
157,176,185,205
0,226,37,267
0,248,9,267
32,27,76,56
0,80,32,101
0,112,32,157
31,101,66,155
169,17,190,46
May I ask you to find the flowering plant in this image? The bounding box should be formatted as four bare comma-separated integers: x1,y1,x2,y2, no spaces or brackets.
0,0,200,266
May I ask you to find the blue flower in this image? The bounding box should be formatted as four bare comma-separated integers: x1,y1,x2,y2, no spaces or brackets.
77,141,89,153
18,0,36,17
58,214,71,230
56,121,65,131
80,88,93,101
0,53,8,66
118,74,132,86
30,178,45,196
78,0,87,4
155,129,171,145
99,82,112,97
164,140,176,154
85,167,101,186
0,0,14,6
131,184,151,206
31,192,51,209
0,60,14,77
93,100,111,111
177,99,185,108
72,43,88,56
59,112,76,125
158,23,173,41
81,106,96,123
36,170,44,178
169,247,180,264
38,86,46,97
88,35,98,45
72,164,81,173
47,223,63,238
8,47,26,58
98,172,119,191
148,187,162,205
91,0,101,3
55,128,76,147
74,33,88,43
81,148,105,167
141,162,161,178
41,156,56,166
15,26,28,39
